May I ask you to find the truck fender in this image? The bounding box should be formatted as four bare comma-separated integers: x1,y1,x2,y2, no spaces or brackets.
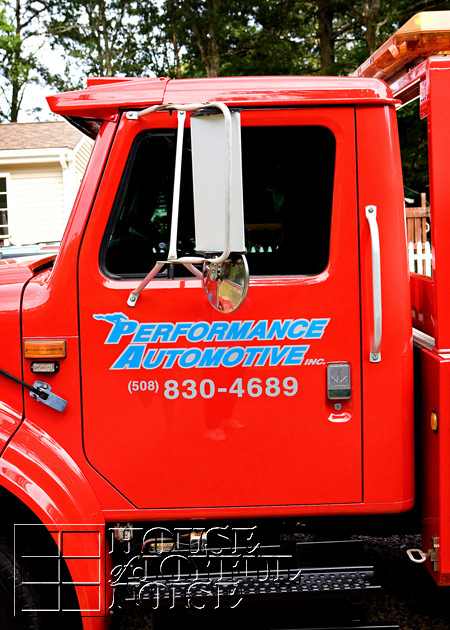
0,418,113,626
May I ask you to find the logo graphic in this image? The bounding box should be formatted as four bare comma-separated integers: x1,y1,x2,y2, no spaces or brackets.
93,313,330,370
14,524,105,615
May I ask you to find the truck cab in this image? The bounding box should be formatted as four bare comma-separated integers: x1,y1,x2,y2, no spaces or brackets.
24,75,412,516
7,12,450,628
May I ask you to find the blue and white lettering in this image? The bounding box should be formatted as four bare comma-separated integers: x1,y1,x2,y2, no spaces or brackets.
94,313,139,344
111,344,145,369
282,346,309,366
93,314,330,370
305,318,330,339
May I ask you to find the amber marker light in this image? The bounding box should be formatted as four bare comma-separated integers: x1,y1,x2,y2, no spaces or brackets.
431,409,439,434
353,11,450,81
24,340,67,359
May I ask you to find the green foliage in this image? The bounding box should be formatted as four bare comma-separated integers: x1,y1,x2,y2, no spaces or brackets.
397,100,430,198
161,0,450,79
3,0,450,132
45,0,165,89
0,0,46,122
162,0,318,78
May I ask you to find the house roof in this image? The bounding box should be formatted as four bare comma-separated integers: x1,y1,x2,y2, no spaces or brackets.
0,121,83,151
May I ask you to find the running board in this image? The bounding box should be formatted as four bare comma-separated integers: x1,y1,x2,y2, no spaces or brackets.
281,626,399,630
283,626,399,630
117,566,380,608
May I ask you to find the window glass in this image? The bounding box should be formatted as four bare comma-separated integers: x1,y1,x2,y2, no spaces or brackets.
104,132,194,276
104,125,336,277
0,176,8,240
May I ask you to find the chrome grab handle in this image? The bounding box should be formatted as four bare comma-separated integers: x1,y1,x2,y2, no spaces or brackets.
406,548,428,564
365,205,382,363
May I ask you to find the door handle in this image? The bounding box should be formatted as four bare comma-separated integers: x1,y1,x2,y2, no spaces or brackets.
365,205,382,363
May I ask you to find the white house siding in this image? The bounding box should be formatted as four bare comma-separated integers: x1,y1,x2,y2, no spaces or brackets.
74,139,94,184
9,163,65,244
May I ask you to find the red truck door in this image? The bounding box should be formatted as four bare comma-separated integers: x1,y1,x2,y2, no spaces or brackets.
78,107,362,511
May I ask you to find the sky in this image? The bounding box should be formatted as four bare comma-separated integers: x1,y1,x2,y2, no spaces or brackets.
18,38,67,123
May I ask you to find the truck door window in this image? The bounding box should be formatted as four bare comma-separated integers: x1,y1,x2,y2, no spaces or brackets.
104,131,194,277
103,125,335,278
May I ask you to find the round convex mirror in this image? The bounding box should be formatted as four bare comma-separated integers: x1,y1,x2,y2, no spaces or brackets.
202,254,249,313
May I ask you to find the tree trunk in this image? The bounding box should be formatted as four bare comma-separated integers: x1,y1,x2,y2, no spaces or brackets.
98,0,112,76
167,0,181,79
9,0,22,121
173,31,181,79
361,0,382,54
10,81,20,122
206,0,220,77
187,0,221,77
317,0,335,72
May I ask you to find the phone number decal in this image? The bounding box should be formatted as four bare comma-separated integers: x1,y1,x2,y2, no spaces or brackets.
128,377,298,399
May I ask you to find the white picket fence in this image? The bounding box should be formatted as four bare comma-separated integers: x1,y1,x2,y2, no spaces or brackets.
408,241,432,276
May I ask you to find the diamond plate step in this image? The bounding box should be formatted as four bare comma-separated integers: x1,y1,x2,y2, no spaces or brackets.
279,626,399,630
281,626,399,630
117,566,379,608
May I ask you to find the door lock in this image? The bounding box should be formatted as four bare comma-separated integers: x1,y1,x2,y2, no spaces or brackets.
327,363,351,399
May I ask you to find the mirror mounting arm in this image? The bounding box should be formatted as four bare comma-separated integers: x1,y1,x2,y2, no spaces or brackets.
126,101,233,267
127,102,235,308
126,102,210,121
127,260,203,306
167,110,186,261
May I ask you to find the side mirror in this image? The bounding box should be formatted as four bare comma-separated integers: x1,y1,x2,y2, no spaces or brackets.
191,107,247,313
203,254,249,313
127,102,249,313
191,108,245,255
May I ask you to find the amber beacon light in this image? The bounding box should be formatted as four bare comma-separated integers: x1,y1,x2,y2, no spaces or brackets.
431,410,439,434
24,340,67,359
353,12,450,81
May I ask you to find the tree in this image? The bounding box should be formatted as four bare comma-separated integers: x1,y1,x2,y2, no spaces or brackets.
164,0,251,78
0,0,47,122
243,1,315,76
163,0,317,78
317,0,335,69
46,0,165,89
5,0,450,120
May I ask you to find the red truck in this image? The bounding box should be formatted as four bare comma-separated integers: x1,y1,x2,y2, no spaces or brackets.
0,10,449,630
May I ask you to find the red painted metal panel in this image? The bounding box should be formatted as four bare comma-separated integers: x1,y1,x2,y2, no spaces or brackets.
355,105,414,506
389,58,427,105
47,76,395,122
0,264,34,452
77,107,363,512
411,274,436,338
426,58,450,351
390,58,450,351
1,419,112,617
101,496,415,522
20,121,135,512
15,85,413,526
421,349,450,585
163,76,395,107
46,77,169,120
